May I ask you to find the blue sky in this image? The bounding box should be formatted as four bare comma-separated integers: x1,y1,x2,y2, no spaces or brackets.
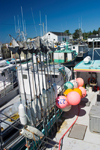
0,0,100,43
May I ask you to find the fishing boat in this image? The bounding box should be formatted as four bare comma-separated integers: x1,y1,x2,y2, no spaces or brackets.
71,43,89,61
9,40,32,64
0,37,73,150
49,41,77,67
0,60,18,107
44,48,100,150
1,35,100,150
0,63,72,150
55,41,89,61
0,57,3,60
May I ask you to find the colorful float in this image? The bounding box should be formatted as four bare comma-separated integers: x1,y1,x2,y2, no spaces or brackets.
56,78,86,111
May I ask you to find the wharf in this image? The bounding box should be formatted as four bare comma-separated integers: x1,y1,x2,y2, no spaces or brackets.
46,91,100,150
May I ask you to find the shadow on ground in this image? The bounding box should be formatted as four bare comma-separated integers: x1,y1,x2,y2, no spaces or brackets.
45,104,86,149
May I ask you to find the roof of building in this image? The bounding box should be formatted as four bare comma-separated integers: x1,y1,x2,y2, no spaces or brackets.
88,35,100,38
54,48,73,53
50,32,68,36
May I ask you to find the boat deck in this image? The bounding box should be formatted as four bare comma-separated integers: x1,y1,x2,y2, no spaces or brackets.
46,91,100,150
74,60,100,72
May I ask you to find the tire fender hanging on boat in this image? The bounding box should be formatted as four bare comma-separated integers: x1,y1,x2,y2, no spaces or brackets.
88,77,96,84
20,128,39,141
26,125,44,137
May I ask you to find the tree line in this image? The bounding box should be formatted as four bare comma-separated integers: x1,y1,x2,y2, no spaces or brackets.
64,28,100,40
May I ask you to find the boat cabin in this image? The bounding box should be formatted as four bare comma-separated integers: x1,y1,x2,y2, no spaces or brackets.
52,47,77,64
17,64,72,98
74,60,100,90
0,60,17,105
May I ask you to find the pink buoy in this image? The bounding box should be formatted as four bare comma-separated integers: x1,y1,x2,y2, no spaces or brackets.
56,96,68,109
67,91,81,105
79,87,86,98
76,78,84,87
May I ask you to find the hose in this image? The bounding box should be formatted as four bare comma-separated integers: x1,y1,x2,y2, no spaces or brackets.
58,105,80,150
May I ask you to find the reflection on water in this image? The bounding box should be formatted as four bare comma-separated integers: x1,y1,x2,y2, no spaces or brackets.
88,48,100,60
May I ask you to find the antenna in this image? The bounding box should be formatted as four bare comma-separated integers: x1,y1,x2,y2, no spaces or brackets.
21,6,24,32
39,11,42,36
14,16,17,33
19,17,21,35
43,22,44,36
24,20,27,38
81,16,82,32
31,8,37,36
17,15,20,34
45,15,47,33
79,18,80,29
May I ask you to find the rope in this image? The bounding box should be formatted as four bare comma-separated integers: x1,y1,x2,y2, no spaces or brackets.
58,105,80,150
26,128,37,146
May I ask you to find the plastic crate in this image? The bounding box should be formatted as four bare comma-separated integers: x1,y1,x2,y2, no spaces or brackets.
95,94,100,106
89,105,100,133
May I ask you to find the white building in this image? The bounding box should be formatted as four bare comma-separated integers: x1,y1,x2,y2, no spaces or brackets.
69,35,73,40
42,31,69,43
0,43,2,56
88,35,100,47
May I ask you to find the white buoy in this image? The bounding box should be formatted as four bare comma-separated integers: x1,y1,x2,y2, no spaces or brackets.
48,88,52,110
31,100,37,125
27,125,44,137
53,83,57,105
51,86,54,107
47,90,50,109
83,56,91,64
52,83,57,106
26,103,36,126
26,105,32,125
20,128,39,140
36,97,41,121
18,104,27,125
53,83,57,99
52,88,55,106
61,105,72,112
42,89,47,109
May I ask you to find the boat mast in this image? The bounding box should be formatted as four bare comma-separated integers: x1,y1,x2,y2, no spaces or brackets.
45,15,47,34
21,6,24,32
31,8,37,36
39,11,42,37
14,16,17,33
